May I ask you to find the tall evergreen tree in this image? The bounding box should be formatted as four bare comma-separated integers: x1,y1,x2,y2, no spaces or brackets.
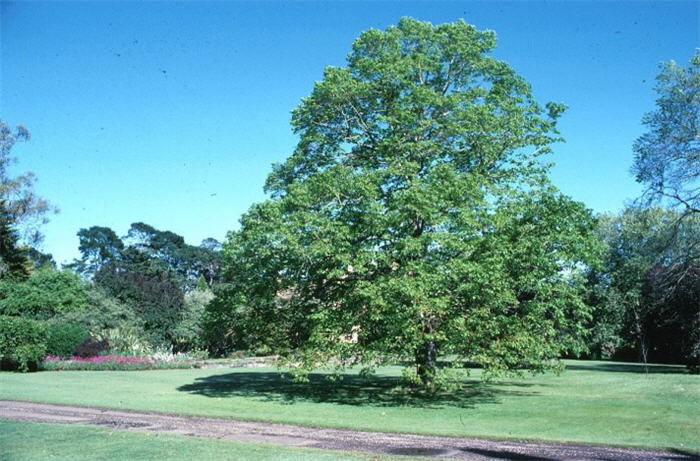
0,201,29,279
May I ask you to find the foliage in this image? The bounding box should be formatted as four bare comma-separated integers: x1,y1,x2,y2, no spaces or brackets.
46,323,90,359
196,274,209,291
0,314,47,371
26,247,56,270
74,338,109,358
202,284,257,356
123,222,223,288
40,351,205,370
95,251,185,347
0,268,87,319
632,51,700,216
173,289,214,352
217,18,599,387
69,226,124,277
0,200,30,279
68,223,223,348
53,286,142,334
149,347,208,363
40,354,200,371
0,120,58,246
93,327,151,357
592,207,699,371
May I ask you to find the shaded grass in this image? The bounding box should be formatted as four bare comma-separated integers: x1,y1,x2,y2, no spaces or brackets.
0,420,389,461
176,371,536,408
1,360,698,452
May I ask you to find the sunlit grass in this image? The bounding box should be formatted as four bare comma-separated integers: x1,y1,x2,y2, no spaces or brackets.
1,360,698,452
0,421,389,461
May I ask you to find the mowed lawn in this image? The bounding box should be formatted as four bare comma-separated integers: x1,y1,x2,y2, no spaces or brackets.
1,360,698,453
0,421,391,461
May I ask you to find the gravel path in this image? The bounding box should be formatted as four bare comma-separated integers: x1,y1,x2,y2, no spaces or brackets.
0,400,695,460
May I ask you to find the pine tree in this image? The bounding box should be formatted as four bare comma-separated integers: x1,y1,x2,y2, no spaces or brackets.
0,201,30,279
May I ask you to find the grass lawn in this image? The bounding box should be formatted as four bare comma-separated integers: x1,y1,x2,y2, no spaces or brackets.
1,360,698,453
0,421,390,461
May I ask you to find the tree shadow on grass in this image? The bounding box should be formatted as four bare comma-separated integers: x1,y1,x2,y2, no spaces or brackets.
176,371,536,409
566,362,688,374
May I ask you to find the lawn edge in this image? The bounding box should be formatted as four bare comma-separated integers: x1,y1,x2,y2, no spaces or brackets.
1,397,696,456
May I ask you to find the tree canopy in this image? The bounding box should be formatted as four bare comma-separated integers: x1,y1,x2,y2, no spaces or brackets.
216,18,600,387
632,50,700,216
68,223,222,347
0,120,58,246
592,208,699,371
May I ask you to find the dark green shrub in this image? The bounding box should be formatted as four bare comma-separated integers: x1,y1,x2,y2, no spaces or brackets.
46,323,89,358
74,338,109,358
0,315,47,372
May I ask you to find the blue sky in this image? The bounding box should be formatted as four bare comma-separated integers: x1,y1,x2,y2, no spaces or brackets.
1,1,698,265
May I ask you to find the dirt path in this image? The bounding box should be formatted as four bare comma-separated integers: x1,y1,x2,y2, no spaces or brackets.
0,400,694,460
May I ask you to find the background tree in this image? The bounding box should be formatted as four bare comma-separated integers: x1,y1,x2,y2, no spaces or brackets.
593,208,699,372
70,223,221,348
632,50,699,216
124,223,222,288
0,201,30,279
95,249,185,347
215,18,600,387
25,247,56,270
0,120,58,246
69,226,125,277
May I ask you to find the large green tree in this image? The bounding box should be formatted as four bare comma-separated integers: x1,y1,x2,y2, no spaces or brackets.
632,51,699,216
218,18,599,387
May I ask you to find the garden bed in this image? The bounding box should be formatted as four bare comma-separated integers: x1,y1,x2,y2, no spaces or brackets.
41,355,202,371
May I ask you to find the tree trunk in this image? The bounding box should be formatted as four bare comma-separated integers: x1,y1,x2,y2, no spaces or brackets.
415,340,437,389
633,310,649,374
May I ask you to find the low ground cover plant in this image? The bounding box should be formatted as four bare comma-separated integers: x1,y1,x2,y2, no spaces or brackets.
40,350,206,371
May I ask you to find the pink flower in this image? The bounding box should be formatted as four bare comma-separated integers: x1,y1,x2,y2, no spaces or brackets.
67,355,153,365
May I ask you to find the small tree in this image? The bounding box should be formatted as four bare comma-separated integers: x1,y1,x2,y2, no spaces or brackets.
219,19,599,387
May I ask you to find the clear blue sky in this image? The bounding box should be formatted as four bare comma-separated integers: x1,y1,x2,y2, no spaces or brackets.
1,1,698,265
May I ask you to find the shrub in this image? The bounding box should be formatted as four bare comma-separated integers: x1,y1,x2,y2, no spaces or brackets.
55,287,142,333
0,269,87,319
173,289,213,352
74,338,109,358
94,328,151,356
46,323,90,359
0,315,47,372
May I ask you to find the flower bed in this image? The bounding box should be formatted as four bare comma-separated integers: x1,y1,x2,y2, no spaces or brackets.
41,355,201,371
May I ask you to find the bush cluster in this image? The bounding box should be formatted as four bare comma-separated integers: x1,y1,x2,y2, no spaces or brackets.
46,323,89,359
0,315,47,371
